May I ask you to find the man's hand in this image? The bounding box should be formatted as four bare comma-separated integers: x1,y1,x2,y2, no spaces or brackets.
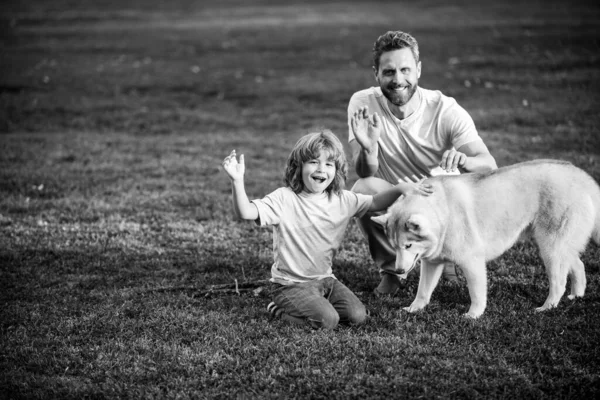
222,150,245,181
351,106,381,153
440,149,467,172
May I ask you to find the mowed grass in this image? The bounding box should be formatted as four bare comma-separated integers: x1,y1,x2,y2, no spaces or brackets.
1,0,600,398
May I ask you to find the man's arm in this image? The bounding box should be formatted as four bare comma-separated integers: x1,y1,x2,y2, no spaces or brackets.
349,106,383,177
440,103,498,173
457,140,497,172
350,139,379,178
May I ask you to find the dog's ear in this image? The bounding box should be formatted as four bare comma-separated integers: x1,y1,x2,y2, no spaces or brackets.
371,213,389,227
405,215,425,234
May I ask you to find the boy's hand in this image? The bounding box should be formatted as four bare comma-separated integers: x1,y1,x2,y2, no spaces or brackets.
222,150,245,181
398,180,434,196
351,106,381,152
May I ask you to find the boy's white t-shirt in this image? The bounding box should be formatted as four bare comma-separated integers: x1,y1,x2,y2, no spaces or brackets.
348,86,483,184
251,187,372,285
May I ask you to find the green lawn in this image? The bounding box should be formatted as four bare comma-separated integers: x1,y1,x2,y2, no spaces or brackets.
1,0,600,398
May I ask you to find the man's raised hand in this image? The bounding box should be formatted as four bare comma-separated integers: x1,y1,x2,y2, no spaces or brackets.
351,106,381,152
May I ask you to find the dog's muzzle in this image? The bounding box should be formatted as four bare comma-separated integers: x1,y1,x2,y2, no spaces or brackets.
395,249,420,275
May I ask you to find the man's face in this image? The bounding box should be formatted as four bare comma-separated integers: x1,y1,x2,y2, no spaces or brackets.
375,48,421,107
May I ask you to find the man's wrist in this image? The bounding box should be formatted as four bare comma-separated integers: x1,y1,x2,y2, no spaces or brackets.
362,144,378,156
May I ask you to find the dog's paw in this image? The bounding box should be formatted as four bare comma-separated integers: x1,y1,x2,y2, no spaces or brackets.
403,302,426,313
464,306,484,319
535,303,557,313
402,306,418,313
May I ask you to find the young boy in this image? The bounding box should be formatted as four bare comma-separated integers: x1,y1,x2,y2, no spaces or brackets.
222,129,432,330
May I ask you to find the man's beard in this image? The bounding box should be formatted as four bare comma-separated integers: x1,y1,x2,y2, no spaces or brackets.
381,82,418,107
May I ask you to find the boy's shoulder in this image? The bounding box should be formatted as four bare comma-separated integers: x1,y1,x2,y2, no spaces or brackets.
267,186,295,199
254,186,295,203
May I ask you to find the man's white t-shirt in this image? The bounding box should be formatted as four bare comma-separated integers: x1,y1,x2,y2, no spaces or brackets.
348,86,483,184
251,188,372,285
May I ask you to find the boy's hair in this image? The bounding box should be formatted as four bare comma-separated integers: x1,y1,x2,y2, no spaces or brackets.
372,31,420,72
284,129,348,197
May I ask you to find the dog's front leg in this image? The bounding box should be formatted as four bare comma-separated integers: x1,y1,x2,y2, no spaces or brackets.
460,259,487,318
403,261,444,313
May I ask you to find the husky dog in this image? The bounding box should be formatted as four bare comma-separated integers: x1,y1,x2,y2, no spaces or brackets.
372,160,600,318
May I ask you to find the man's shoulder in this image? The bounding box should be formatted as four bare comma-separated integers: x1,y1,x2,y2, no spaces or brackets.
349,87,382,104
420,87,456,106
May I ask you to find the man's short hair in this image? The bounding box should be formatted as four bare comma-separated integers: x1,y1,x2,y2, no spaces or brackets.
372,31,420,72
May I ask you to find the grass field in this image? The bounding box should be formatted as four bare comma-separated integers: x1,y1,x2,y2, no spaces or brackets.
1,0,600,398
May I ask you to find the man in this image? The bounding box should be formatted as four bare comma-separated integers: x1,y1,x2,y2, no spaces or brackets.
348,31,497,295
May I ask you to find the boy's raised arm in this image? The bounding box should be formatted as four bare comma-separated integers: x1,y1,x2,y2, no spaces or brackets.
222,150,259,221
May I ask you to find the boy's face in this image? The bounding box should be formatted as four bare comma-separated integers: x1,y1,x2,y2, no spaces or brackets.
301,152,336,194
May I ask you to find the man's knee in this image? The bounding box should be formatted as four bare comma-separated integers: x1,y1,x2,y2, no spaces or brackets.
351,177,393,195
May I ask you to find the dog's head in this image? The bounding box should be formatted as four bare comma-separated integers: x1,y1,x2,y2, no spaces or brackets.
371,203,440,275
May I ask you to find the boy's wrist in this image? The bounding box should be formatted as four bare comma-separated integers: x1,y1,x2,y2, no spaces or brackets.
395,182,409,194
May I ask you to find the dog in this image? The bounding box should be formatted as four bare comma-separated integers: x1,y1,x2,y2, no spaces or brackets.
372,160,600,318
